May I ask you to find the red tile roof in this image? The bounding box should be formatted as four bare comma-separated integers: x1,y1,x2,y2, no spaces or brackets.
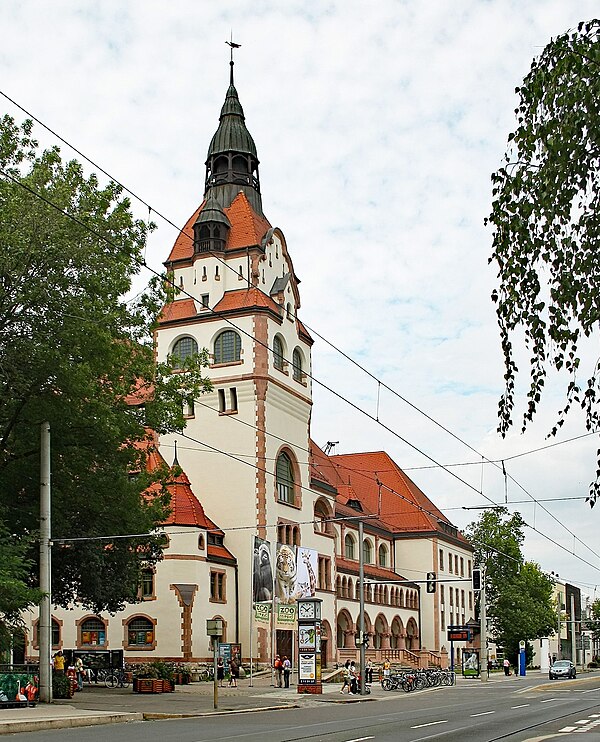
166,192,272,264
139,442,235,560
212,287,281,314
326,450,469,545
158,299,197,324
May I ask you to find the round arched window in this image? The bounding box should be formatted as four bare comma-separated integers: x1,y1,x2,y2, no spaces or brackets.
344,533,356,560
172,336,198,368
127,617,154,646
378,543,388,567
214,330,241,364
273,336,284,370
292,349,303,381
276,452,294,504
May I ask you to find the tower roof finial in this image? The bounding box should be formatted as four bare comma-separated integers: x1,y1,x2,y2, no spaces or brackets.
225,33,241,86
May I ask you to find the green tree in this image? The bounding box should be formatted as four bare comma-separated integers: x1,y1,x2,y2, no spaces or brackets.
0,522,41,651
0,115,211,632
590,599,600,645
487,20,600,506
466,508,556,663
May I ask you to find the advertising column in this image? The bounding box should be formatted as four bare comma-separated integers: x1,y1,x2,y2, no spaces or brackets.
297,598,322,695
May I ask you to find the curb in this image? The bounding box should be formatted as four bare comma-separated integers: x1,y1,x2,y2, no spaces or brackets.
143,703,299,719
0,712,143,736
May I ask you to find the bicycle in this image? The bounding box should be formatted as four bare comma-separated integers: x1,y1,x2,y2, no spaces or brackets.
105,668,130,689
199,664,215,682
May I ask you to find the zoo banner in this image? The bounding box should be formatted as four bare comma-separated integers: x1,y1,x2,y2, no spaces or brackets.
252,536,273,604
275,543,318,604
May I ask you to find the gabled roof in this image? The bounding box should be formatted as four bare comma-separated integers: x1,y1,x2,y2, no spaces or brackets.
325,449,470,547
166,191,272,264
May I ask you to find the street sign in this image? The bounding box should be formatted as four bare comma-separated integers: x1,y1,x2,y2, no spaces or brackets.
447,626,472,641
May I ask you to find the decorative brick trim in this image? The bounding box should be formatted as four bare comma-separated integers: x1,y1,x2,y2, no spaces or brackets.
170,584,198,661
253,314,269,539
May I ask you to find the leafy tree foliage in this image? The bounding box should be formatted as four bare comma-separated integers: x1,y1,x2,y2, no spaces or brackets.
0,116,211,631
590,598,600,644
466,508,556,663
487,20,600,506
0,522,41,651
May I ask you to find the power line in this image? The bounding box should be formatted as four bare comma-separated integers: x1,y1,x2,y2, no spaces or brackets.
2,105,598,573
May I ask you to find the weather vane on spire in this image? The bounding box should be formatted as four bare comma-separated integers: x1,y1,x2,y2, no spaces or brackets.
225,33,241,85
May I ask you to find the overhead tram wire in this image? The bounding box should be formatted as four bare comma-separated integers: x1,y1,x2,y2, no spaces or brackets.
3,170,598,574
2,99,598,566
3,87,598,549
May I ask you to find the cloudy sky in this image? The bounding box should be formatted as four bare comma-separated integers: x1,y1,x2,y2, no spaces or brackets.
2,1,599,599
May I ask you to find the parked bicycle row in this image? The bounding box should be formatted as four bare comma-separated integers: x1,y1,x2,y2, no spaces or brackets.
381,668,455,692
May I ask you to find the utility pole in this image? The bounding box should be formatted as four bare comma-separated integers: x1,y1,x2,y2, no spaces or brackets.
480,568,488,683
39,422,52,703
570,592,577,667
358,519,365,695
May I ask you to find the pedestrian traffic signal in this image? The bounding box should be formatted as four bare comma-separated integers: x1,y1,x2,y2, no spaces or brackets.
426,572,436,593
472,568,482,591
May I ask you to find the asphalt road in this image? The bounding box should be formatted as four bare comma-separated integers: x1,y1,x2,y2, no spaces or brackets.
9,676,600,742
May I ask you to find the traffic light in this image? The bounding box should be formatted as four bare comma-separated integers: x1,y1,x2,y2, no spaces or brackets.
426,572,436,593
472,568,482,591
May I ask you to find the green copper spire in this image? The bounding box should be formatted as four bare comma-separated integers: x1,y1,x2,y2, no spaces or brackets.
204,58,262,214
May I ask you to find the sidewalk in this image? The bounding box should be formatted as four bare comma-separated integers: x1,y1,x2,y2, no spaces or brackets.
0,672,378,736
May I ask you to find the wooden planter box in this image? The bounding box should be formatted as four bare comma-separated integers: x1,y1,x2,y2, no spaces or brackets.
133,678,156,693
163,679,174,692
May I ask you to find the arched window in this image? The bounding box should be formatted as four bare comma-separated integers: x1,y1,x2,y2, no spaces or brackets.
80,617,106,647
378,543,388,567
276,452,294,504
214,330,241,364
344,533,356,560
172,336,198,367
273,335,284,370
363,539,373,564
127,617,155,646
292,348,303,382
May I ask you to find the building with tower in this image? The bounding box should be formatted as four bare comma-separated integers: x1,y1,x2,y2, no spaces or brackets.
21,59,474,670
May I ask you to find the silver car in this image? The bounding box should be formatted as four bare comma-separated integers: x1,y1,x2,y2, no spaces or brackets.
549,660,576,680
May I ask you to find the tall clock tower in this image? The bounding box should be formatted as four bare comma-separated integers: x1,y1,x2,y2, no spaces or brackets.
155,61,316,657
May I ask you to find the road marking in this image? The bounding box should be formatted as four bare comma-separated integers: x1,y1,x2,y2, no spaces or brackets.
591,714,600,717
345,738,374,742
411,721,448,729
511,704,529,709
575,720,591,724
559,727,577,732
540,698,560,703
470,711,495,717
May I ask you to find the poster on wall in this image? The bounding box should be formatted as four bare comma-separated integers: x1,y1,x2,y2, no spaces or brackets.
295,547,318,599
298,653,316,684
253,536,273,603
275,543,297,604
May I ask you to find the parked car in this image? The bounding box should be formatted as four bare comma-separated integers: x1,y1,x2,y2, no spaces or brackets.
549,660,576,680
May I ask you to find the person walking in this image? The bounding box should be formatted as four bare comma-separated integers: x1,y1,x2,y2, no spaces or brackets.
282,656,291,688
339,660,351,694
365,659,374,684
274,654,283,688
503,658,510,676
228,655,239,687
349,661,358,695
